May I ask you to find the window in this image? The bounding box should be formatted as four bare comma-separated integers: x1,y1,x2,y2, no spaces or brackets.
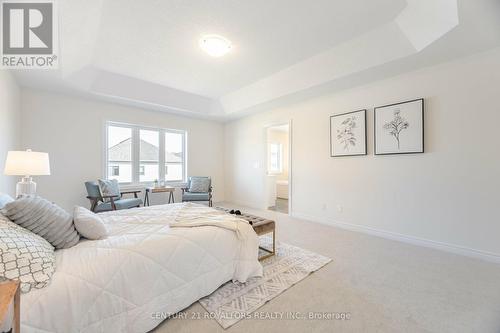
165,131,184,182
139,129,159,182
268,143,283,174
107,126,132,183
106,122,186,184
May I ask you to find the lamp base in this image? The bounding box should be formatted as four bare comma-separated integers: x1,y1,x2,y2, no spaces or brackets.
16,176,37,198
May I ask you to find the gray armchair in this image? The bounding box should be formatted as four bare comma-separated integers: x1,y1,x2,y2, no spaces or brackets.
85,181,142,213
182,176,213,207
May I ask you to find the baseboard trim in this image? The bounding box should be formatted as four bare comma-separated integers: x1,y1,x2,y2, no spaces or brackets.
291,212,500,264
220,199,267,211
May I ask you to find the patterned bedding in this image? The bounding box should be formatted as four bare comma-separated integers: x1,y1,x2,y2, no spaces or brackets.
20,203,263,333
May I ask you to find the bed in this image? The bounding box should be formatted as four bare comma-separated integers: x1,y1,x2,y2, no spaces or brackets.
19,203,263,333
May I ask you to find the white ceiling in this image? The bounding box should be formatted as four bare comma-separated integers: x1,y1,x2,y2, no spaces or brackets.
12,0,500,121
93,0,405,97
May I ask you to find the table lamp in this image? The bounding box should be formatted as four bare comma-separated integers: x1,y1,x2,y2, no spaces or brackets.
4,149,51,198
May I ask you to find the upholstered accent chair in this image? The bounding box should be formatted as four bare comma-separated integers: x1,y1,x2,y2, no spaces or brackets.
181,176,213,207
85,181,142,213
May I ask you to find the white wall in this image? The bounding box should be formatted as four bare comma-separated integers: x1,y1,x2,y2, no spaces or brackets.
0,71,21,196
21,89,225,211
225,48,500,259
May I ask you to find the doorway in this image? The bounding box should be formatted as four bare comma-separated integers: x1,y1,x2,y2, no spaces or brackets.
265,123,291,214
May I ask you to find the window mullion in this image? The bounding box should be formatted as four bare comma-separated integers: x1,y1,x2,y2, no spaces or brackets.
159,130,166,182
132,127,140,184
183,132,187,183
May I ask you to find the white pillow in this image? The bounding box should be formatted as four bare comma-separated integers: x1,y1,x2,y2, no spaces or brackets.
73,206,108,240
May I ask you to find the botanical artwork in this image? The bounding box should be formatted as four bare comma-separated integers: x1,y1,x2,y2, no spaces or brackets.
375,99,424,155
330,110,366,157
383,109,409,149
337,116,357,151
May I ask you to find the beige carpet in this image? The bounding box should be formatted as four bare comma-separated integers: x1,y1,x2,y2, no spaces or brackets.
199,239,331,329
153,203,500,333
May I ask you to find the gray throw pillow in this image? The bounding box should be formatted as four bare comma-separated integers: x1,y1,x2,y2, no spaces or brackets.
73,206,108,240
0,213,56,293
0,193,14,209
98,179,120,202
3,197,80,249
189,178,210,193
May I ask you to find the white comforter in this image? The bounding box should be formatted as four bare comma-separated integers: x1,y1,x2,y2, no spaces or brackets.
20,203,263,333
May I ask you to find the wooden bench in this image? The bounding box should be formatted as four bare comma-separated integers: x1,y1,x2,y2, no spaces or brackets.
215,207,276,260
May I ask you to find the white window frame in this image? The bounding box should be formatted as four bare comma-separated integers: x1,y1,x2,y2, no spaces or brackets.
268,142,283,174
104,121,187,185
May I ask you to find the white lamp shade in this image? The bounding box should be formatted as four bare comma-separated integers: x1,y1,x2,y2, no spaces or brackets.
4,150,51,176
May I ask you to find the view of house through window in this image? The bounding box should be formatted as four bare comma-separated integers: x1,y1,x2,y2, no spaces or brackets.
106,123,186,184
140,129,159,182
107,126,133,183
165,132,184,181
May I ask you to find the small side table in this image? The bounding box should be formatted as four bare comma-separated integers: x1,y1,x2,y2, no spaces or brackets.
144,187,175,206
0,280,20,333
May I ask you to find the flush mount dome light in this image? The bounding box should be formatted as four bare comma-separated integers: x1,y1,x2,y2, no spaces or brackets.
199,35,232,57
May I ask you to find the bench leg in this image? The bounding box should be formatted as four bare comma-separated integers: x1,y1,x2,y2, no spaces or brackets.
273,228,276,254
258,230,276,261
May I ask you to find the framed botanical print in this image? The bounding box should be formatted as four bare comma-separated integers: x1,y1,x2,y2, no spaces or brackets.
330,109,367,157
374,99,424,155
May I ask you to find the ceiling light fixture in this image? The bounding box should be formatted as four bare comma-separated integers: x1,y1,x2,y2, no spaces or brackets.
199,35,232,57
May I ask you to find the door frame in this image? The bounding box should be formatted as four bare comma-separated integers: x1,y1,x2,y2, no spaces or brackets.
264,120,293,215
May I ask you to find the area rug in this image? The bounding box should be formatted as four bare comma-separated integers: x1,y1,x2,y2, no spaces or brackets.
198,237,332,329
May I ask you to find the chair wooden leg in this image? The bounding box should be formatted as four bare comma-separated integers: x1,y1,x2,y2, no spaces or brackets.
110,197,117,210
90,200,97,213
